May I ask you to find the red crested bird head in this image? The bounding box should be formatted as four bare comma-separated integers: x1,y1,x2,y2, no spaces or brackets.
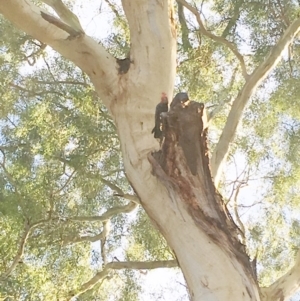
161,92,168,103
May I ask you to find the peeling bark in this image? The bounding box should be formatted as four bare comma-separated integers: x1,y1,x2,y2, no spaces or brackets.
149,102,259,300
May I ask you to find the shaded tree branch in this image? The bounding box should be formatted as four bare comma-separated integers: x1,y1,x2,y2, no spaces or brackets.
63,221,111,246
0,219,50,280
260,249,300,301
211,16,300,187
177,0,248,79
68,268,110,299
41,11,82,37
69,260,178,299
41,0,84,32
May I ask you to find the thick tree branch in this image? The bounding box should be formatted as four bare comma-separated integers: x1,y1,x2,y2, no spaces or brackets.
177,0,248,79
70,201,138,222
0,221,31,280
0,219,49,280
0,0,119,105
106,260,178,270
69,260,178,299
63,221,111,246
232,184,246,245
100,177,140,204
221,0,243,38
101,177,140,204
177,0,192,50
100,221,110,266
120,0,176,96
114,193,140,204
100,178,125,196
211,17,300,187
68,268,110,299
260,250,300,301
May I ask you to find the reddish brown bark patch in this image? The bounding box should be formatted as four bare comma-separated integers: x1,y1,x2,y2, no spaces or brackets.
149,101,257,282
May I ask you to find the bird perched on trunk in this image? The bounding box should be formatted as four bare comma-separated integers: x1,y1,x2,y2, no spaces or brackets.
152,92,168,139
170,92,189,109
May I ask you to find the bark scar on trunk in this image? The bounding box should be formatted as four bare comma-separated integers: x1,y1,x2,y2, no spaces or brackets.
149,101,257,283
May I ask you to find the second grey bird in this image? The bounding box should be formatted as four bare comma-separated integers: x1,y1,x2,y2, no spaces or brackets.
170,92,189,109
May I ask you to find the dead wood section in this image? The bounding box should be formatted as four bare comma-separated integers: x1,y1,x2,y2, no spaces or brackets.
149,101,257,282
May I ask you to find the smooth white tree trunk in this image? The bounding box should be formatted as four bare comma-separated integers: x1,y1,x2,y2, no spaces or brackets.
1,1,300,300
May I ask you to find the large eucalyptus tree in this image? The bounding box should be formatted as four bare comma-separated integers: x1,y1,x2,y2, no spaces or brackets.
1,0,300,300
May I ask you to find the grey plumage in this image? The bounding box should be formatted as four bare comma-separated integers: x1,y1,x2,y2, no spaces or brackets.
170,92,189,109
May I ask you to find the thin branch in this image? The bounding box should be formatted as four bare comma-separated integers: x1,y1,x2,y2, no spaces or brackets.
100,177,124,195
24,42,46,65
41,0,84,32
211,16,300,187
70,201,138,222
176,0,192,50
208,67,238,122
34,80,90,87
53,169,77,195
260,249,300,301
232,184,246,244
41,11,82,37
208,95,233,122
0,158,20,195
100,221,110,266
103,0,122,20
101,177,140,204
221,0,243,38
9,82,64,97
113,193,140,204
177,0,248,79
